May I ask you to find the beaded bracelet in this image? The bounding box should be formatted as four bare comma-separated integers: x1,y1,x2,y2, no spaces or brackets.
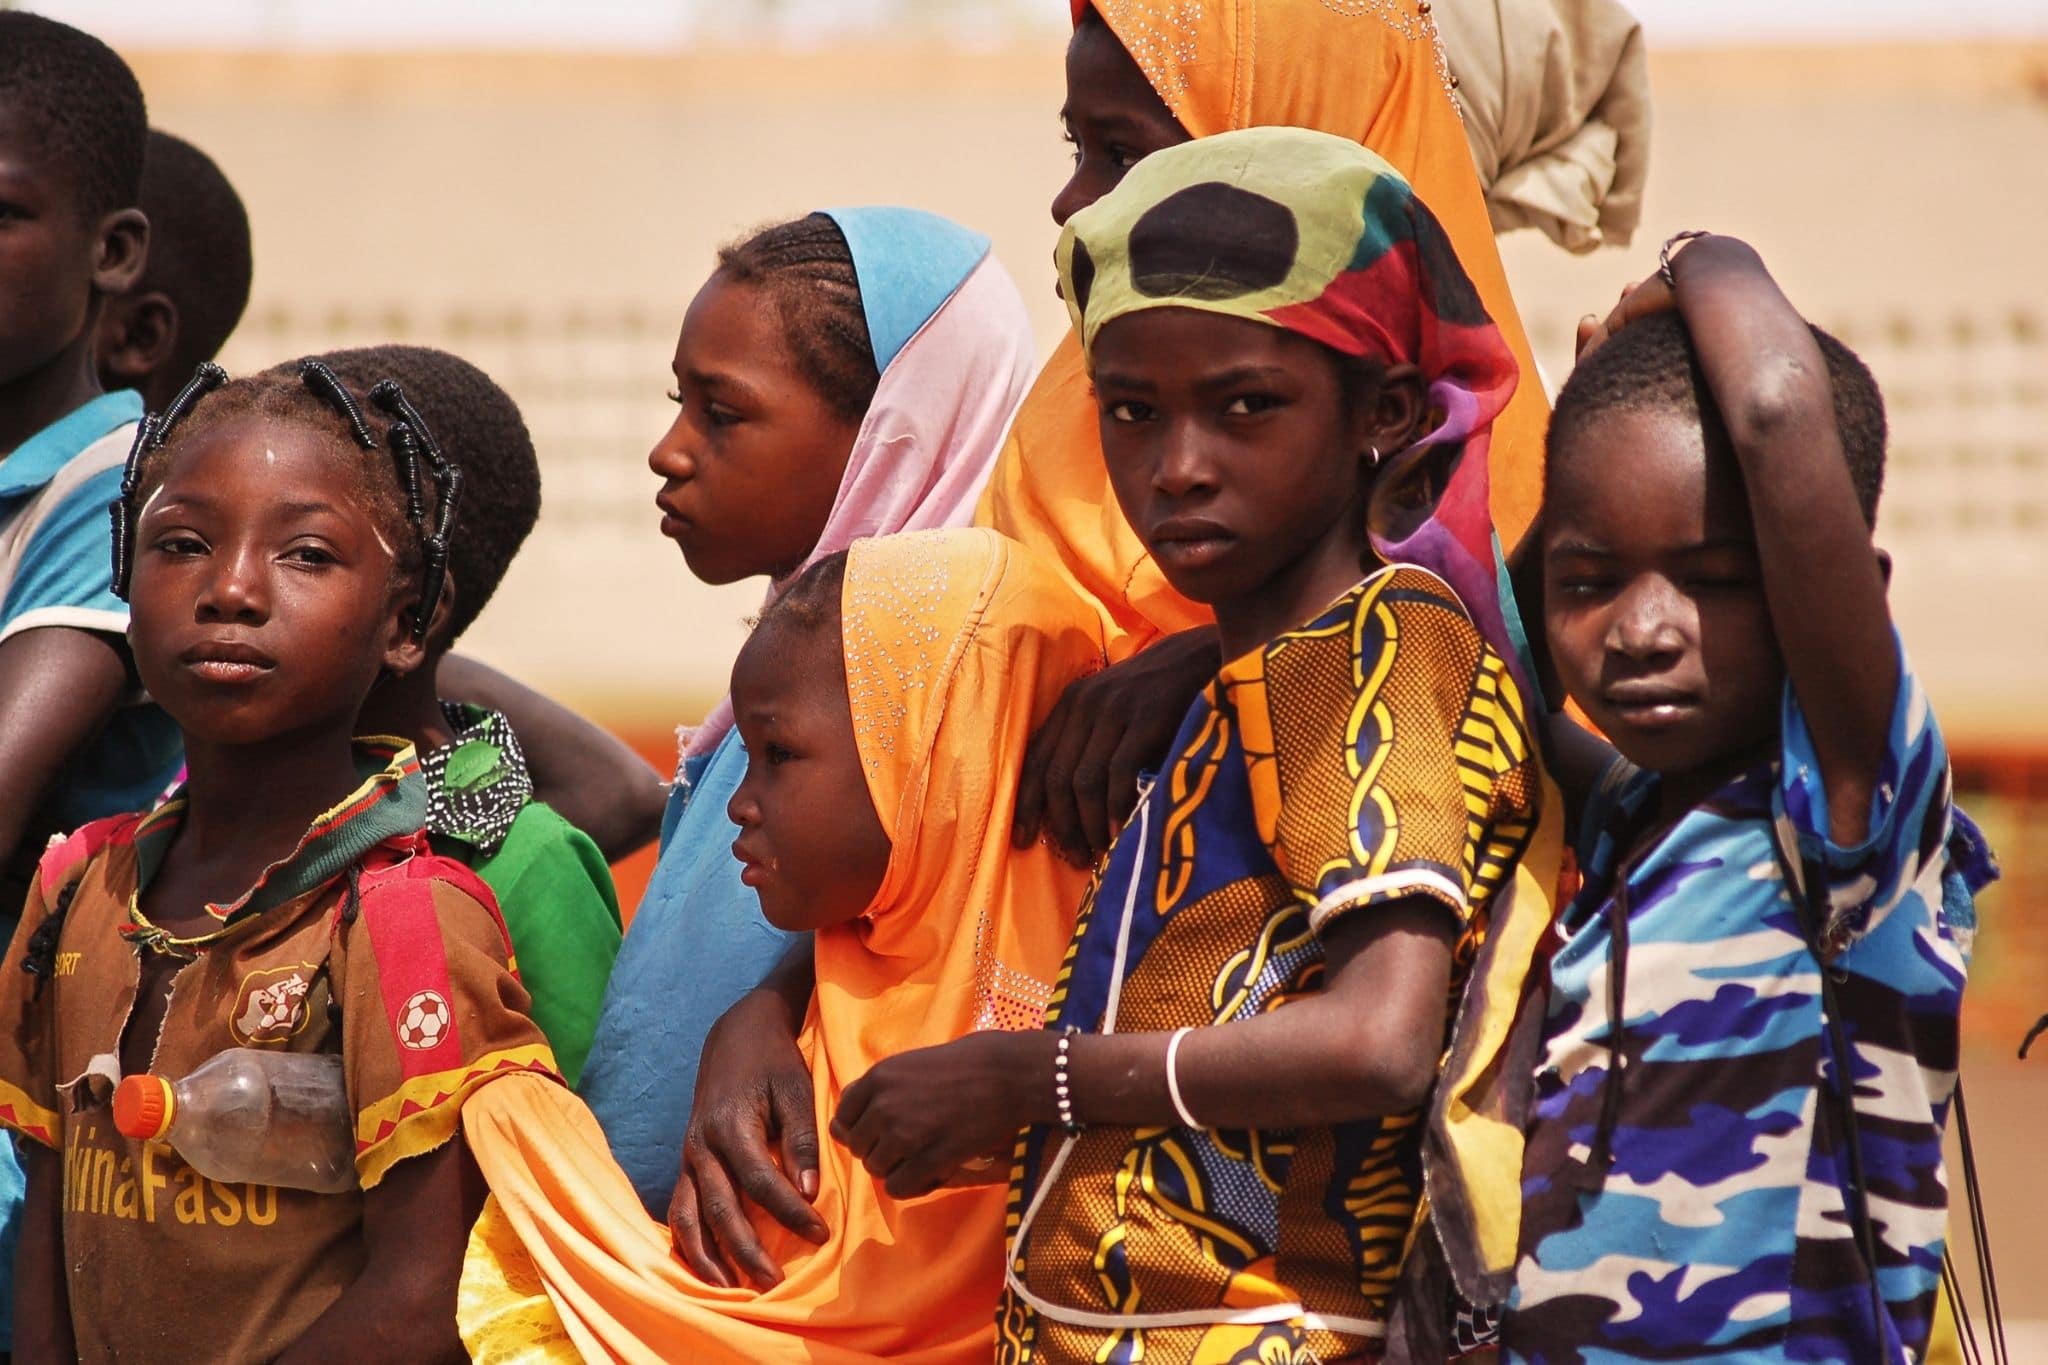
1054,1027,1082,1137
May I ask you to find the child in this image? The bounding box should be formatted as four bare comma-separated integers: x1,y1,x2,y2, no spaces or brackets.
993,0,1556,865
0,13,181,942
0,359,557,1363
675,0,1574,1265
321,344,624,1089
1504,238,1987,1362
577,207,1035,1218
834,127,1557,1363
94,128,254,411
454,527,1106,1363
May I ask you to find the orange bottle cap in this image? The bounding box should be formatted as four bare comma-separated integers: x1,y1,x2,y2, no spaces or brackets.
113,1075,174,1141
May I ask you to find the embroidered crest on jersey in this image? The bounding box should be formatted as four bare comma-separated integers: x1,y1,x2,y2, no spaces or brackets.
229,962,318,1045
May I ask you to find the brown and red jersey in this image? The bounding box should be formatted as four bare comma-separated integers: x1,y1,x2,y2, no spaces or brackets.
0,741,557,1364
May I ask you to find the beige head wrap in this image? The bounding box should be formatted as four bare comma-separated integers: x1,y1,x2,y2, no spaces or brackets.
1437,0,1650,253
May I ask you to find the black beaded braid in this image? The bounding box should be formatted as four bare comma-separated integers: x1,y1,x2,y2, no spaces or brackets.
317,345,538,648
715,214,880,422
370,379,464,642
299,358,379,451
109,361,226,598
109,360,464,641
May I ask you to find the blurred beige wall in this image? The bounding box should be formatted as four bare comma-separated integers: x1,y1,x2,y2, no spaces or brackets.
132,39,2048,741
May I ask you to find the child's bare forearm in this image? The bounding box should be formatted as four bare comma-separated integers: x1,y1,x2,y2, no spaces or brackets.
1667,235,1897,841
1540,709,1618,829
0,628,130,873
14,1143,76,1362
276,1142,479,1365
1063,900,1456,1130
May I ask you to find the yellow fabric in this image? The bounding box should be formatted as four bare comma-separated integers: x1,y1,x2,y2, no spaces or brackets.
976,0,1550,659
459,527,1106,1364
1925,1249,1963,1365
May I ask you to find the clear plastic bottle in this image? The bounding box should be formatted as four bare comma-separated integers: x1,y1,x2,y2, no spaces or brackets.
113,1048,356,1194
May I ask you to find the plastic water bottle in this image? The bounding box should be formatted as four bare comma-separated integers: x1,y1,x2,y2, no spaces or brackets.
112,1049,357,1194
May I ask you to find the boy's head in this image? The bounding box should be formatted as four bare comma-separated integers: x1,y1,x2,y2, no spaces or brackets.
96,130,254,410
316,345,539,656
118,362,460,748
1541,310,1888,777
726,550,890,933
0,12,149,392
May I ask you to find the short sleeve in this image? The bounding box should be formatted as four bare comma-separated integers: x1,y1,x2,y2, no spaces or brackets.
1777,631,1952,945
0,464,128,643
334,866,559,1189
1228,570,1541,938
0,839,101,1150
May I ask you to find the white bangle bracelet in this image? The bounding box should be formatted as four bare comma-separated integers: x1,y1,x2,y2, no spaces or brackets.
1164,1027,1201,1129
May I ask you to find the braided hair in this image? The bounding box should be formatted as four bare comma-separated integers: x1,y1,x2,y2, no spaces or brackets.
109,360,463,641
715,215,880,422
316,345,538,649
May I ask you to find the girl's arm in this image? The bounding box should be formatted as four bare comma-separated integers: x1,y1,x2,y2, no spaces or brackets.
1542,710,1620,837
437,654,668,862
13,1143,76,1362
833,900,1456,1199
1012,627,1221,864
1665,236,1897,845
0,629,131,883
667,936,826,1290
273,1139,482,1365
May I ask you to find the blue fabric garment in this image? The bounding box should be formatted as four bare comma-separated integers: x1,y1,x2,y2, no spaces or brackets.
0,1139,18,1347
1505,637,1975,1364
0,388,142,498
580,205,1000,1214
821,206,989,369
0,389,183,837
577,730,796,1212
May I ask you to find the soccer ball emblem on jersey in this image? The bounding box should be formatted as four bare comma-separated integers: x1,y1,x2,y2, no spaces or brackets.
397,989,453,1051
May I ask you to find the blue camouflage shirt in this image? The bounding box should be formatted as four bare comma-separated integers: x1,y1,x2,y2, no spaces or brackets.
1506,637,1990,1364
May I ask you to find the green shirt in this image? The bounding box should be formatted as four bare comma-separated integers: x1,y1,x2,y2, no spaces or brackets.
420,704,620,1087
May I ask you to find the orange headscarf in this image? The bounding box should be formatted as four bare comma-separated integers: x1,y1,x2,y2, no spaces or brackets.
976,0,1549,660
457,528,1105,1365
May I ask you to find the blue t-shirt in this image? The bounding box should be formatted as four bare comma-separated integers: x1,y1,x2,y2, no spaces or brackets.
0,390,183,838
1506,638,1988,1364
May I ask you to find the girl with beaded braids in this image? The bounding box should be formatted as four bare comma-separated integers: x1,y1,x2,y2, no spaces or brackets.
0,359,556,1364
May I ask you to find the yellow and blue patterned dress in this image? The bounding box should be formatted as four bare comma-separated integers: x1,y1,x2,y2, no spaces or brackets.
998,566,1540,1365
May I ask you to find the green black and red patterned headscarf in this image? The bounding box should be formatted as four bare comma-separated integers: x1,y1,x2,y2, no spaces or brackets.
1057,125,1527,688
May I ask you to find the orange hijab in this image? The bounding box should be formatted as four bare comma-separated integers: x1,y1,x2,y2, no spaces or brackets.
458,528,1104,1365
976,0,1549,659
